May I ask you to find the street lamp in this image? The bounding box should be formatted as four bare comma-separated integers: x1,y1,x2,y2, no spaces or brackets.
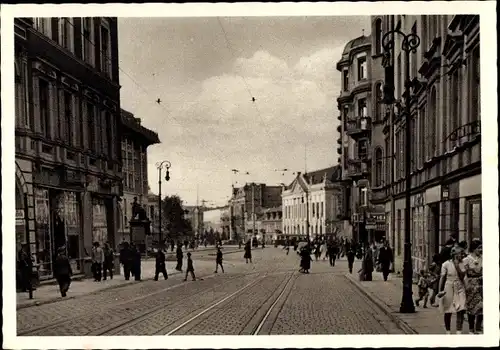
382,24,420,314
156,160,171,246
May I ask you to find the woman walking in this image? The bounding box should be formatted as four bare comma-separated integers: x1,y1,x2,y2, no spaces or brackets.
437,246,467,334
299,246,312,273
463,239,483,334
54,246,72,297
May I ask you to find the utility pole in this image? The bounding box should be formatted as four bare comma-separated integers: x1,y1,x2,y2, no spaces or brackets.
252,183,256,246
156,160,171,246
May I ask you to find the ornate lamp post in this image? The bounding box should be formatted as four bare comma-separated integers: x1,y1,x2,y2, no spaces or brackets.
381,25,420,313
156,160,171,246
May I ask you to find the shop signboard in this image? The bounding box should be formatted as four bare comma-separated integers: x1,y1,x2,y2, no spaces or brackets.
16,209,25,226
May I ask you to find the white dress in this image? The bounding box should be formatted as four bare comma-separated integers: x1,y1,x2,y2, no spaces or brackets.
439,260,467,313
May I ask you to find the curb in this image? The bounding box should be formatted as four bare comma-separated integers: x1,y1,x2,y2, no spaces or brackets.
17,270,184,310
344,273,418,334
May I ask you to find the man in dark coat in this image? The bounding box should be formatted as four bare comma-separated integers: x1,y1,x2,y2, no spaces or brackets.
327,240,338,267
176,244,184,271
18,244,34,299
377,240,394,281
346,245,356,273
119,242,134,280
132,243,142,281
54,246,72,297
154,246,168,281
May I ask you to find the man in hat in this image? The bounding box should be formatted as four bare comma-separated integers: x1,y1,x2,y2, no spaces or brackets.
54,246,72,297
154,245,168,281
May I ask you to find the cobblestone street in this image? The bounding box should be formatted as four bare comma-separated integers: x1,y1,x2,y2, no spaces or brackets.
17,248,408,335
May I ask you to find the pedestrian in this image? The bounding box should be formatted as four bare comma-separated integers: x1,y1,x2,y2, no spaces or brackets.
170,240,175,253
437,245,467,334
428,254,441,306
103,242,114,280
184,239,189,250
327,240,337,267
378,240,393,281
184,252,196,281
463,239,483,334
244,240,252,263
415,269,429,308
284,242,290,255
91,242,104,282
132,243,142,281
54,246,72,297
361,244,374,281
119,242,134,280
215,246,224,273
154,246,168,281
321,240,328,261
176,244,184,271
346,245,356,273
18,244,35,299
299,247,312,273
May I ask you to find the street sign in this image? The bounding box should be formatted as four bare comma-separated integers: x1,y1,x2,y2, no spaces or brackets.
16,209,25,226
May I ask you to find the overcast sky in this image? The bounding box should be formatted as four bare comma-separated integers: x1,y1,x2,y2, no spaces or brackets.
118,16,371,206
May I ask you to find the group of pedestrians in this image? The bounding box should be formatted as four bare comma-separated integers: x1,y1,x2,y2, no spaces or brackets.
91,241,117,282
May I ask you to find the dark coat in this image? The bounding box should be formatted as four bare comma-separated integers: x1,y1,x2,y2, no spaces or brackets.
176,247,184,260
54,253,72,279
120,247,134,265
300,250,312,270
378,246,393,266
156,250,166,267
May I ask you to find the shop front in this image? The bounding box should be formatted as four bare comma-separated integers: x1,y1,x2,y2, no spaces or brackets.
33,188,84,279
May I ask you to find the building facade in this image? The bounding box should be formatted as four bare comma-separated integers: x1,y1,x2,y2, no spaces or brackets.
117,109,160,244
336,32,387,245
220,206,231,239
281,166,348,240
14,17,121,279
260,206,283,243
229,183,282,242
369,15,481,274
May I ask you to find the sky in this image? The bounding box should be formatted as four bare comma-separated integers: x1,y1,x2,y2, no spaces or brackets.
118,16,371,207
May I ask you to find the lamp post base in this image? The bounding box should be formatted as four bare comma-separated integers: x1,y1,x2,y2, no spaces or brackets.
399,246,416,313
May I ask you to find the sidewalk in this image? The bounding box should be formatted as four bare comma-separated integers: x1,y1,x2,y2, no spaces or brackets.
345,270,472,334
18,260,181,309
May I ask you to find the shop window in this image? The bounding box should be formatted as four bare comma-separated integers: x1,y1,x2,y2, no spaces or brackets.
467,198,481,246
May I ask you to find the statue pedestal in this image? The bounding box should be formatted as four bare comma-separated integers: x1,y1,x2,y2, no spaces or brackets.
129,219,151,254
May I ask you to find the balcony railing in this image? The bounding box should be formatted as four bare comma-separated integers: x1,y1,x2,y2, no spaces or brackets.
346,161,369,179
346,116,372,138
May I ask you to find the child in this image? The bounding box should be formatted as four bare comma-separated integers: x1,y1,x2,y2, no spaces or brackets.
215,247,224,273
184,252,196,281
415,269,429,308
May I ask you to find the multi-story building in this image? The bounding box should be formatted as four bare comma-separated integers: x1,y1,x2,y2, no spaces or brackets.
369,15,481,274
229,183,282,242
117,109,160,244
281,165,347,240
220,206,231,240
183,205,203,238
260,206,283,243
336,30,387,245
14,17,121,279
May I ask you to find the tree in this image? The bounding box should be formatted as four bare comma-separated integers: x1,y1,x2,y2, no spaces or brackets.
161,195,193,239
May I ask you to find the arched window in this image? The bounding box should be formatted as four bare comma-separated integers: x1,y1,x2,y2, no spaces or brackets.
374,148,383,187
429,87,437,158
375,18,383,55
375,82,383,121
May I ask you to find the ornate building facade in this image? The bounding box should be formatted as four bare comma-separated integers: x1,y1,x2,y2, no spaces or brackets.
370,15,481,273
14,17,121,279
336,33,387,244
281,166,347,240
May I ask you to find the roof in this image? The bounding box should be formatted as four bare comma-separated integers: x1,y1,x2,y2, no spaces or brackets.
303,165,342,185
342,35,371,55
121,109,161,145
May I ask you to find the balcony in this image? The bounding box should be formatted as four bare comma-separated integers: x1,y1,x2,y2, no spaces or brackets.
346,116,372,139
336,125,342,133
346,161,369,180
337,115,342,121
336,146,342,155
337,138,342,145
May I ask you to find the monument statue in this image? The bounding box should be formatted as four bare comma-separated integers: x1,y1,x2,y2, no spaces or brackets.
131,196,148,221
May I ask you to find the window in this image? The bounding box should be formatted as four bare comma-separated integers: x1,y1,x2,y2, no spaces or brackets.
358,98,367,117
357,56,367,81
63,91,73,143
396,209,402,255
428,87,437,158
106,112,113,157
34,18,51,37
358,139,368,159
467,198,482,246
343,69,349,91
312,202,315,216
15,61,27,128
82,17,94,66
449,70,460,149
374,148,383,187
411,115,416,171
100,24,111,76
400,128,405,178
375,82,383,121
375,18,382,55
470,46,480,122
419,106,426,166
360,188,368,206
87,102,96,151
39,79,50,138
385,137,390,186
396,53,402,99
58,18,73,52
